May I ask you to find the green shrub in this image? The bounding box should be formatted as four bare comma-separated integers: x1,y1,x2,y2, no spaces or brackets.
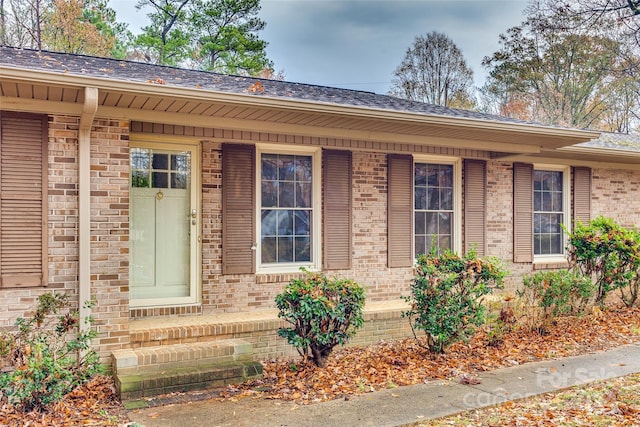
567,216,640,307
275,270,365,367
0,293,101,412
403,249,506,353
518,269,595,333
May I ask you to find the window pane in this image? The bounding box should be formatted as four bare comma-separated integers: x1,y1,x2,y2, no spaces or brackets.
541,192,551,211
277,210,293,235
415,187,427,210
440,188,453,210
550,234,562,254
424,212,436,234
438,213,451,235
279,182,294,207
415,211,426,235
551,172,563,191
534,234,542,255
427,187,439,210
296,183,311,208
294,210,310,235
427,168,438,186
261,210,277,236
534,192,541,211
552,192,563,212
439,236,451,250
295,237,311,262
439,165,453,187
415,236,426,256
171,154,188,171
261,181,278,207
131,149,149,170
152,153,168,170
415,164,426,186
261,237,276,263
152,172,168,188
132,170,149,188
171,172,187,189
295,157,312,182
534,213,541,234
262,155,278,180
278,155,295,180
277,237,293,262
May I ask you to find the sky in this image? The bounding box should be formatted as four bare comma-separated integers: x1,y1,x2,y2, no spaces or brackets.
109,0,529,94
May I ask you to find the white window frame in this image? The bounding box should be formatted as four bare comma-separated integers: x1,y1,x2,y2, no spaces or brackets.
413,155,462,258
256,144,321,273
533,164,571,263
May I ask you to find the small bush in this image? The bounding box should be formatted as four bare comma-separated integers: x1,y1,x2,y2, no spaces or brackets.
0,293,101,412
275,270,365,367
403,249,506,353
567,217,640,307
518,269,595,333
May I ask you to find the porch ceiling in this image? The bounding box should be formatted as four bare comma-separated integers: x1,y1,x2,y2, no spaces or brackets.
0,71,598,155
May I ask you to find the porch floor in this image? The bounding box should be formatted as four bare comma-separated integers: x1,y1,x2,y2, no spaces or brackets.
129,299,409,331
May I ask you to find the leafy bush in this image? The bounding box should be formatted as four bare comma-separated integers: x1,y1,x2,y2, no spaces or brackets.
518,269,595,333
0,293,101,412
275,270,366,367
403,249,506,353
567,216,640,307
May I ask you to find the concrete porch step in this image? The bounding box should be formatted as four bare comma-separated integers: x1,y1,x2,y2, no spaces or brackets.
112,339,263,400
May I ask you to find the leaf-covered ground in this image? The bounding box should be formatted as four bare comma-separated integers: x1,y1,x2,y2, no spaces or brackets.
1,306,638,426
231,306,640,405
418,372,640,426
0,375,130,427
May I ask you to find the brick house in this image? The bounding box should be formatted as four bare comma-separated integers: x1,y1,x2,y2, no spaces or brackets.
1,47,639,397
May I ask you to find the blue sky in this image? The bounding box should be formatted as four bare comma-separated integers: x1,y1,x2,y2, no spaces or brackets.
110,0,528,94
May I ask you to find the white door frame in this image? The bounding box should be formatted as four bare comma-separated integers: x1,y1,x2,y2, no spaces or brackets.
129,137,201,308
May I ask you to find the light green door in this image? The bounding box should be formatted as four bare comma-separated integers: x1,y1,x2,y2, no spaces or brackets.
129,145,198,307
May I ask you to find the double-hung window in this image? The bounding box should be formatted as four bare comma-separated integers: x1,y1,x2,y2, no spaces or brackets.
414,158,461,257
533,166,570,258
258,147,320,272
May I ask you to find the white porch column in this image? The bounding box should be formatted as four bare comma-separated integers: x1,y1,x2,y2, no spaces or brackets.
78,87,98,331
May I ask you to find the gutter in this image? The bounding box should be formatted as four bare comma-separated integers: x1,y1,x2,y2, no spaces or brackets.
0,66,599,142
78,87,98,333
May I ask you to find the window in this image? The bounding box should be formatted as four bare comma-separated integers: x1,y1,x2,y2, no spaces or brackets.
258,148,320,271
533,167,569,257
414,159,461,257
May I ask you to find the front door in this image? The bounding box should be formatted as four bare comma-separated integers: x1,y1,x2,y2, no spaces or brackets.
129,143,199,307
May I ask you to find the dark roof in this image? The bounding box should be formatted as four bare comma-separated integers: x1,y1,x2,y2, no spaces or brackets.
1,45,538,126
579,132,640,153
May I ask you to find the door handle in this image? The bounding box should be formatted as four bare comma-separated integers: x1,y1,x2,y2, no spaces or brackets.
191,209,197,225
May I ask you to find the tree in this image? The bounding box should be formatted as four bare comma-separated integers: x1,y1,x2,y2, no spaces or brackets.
82,0,133,59
389,32,475,109
481,10,637,129
0,0,131,58
133,0,271,75
537,0,639,47
133,0,192,66
0,0,51,49
43,0,114,56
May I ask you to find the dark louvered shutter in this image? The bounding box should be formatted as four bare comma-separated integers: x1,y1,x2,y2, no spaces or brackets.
387,154,413,268
0,112,48,288
323,150,352,269
222,143,255,274
464,159,486,257
573,166,591,226
513,162,533,263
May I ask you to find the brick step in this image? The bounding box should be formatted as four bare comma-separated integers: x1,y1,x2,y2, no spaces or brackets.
112,339,262,400
128,310,283,347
